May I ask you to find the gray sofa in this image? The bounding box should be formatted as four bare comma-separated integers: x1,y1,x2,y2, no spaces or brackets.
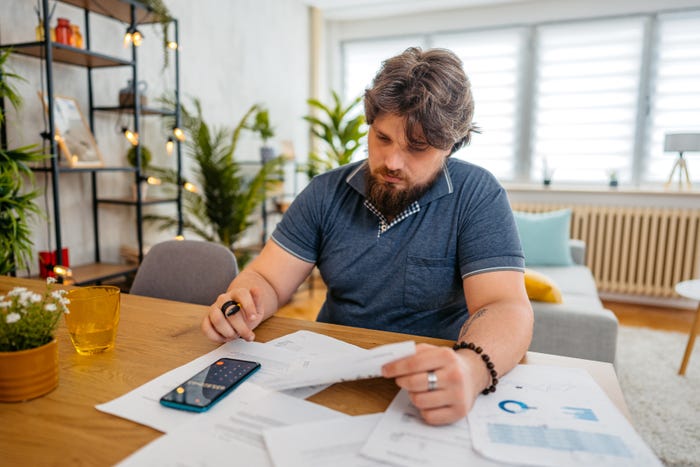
527,240,619,364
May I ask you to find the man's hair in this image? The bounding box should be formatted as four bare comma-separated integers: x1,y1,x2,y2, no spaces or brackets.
364,47,477,155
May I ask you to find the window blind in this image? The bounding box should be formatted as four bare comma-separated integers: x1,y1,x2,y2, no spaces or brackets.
646,11,700,183
530,18,645,183
433,28,526,180
341,37,425,163
342,37,425,103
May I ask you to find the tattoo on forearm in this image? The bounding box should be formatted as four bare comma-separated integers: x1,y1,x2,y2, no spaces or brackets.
459,307,488,340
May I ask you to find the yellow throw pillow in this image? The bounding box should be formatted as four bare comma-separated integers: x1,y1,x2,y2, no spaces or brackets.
524,269,563,303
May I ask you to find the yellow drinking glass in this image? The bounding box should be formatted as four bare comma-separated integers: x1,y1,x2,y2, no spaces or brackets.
65,286,120,355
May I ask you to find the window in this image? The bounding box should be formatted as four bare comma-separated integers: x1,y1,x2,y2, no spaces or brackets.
531,18,645,183
646,11,700,183
338,9,700,186
433,28,526,180
342,37,426,103
341,37,426,163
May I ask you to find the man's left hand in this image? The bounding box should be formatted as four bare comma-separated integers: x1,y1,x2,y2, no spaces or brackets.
382,343,486,425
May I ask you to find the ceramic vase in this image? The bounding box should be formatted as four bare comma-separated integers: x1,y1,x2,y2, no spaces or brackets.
0,339,59,402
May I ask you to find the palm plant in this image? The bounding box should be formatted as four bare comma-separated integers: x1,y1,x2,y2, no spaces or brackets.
301,90,367,179
0,49,46,275
146,99,282,261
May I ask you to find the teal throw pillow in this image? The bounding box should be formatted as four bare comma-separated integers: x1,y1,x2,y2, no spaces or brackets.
513,209,573,266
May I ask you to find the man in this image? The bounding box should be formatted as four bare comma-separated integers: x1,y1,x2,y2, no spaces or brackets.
202,47,533,425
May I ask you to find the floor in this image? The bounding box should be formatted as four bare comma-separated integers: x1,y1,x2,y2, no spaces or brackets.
276,278,696,334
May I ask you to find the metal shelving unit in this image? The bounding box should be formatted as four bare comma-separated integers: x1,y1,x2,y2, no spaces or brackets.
0,0,182,284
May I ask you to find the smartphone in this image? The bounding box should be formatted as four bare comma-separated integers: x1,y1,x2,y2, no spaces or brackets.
159,358,261,412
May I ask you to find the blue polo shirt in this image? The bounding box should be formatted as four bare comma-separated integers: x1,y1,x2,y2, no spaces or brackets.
271,158,524,339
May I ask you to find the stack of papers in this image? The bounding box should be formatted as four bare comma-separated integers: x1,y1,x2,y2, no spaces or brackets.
99,331,661,467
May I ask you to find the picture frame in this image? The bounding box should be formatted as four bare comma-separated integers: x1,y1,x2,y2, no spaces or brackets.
38,92,104,168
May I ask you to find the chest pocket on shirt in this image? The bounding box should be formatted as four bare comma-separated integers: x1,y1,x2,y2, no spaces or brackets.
404,255,460,310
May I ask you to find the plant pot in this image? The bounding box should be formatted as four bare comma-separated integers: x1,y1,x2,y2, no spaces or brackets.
260,146,275,163
0,339,59,402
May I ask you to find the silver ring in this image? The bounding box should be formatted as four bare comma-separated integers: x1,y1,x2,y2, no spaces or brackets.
427,371,438,392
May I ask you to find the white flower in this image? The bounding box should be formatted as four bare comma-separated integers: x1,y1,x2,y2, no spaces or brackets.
44,303,57,312
6,312,21,324
46,277,57,284
51,290,67,300
8,287,27,297
0,300,11,308
18,296,28,307
30,293,42,303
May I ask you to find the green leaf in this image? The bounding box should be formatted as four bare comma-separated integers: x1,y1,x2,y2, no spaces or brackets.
146,98,283,258
303,90,367,176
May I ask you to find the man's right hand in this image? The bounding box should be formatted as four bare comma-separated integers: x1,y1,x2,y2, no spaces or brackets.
201,287,264,343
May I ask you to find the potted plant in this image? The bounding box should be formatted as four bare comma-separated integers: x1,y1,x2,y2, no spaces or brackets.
301,90,367,179
126,144,152,170
126,144,153,199
247,106,276,162
542,157,554,187
0,49,47,275
146,98,283,266
0,278,70,401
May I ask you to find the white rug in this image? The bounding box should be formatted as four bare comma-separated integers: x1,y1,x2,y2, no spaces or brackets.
616,326,700,467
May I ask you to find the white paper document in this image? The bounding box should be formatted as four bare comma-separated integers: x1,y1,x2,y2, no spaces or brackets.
467,365,662,466
268,330,363,357
96,331,362,433
118,383,345,467
264,340,416,391
361,389,499,467
263,414,387,467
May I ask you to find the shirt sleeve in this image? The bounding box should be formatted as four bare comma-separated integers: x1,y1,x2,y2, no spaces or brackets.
457,169,525,278
270,177,323,264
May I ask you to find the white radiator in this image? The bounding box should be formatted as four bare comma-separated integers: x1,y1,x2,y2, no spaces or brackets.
511,204,700,298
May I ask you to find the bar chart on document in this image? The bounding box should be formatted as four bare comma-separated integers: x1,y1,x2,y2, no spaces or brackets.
467,365,662,467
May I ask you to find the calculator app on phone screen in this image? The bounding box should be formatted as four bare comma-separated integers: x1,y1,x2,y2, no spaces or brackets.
160,358,261,412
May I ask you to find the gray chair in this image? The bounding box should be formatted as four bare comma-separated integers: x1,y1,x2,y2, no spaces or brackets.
129,240,238,306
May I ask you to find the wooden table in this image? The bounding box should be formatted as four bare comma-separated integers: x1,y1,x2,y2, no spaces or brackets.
676,279,700,375
0,277,630,465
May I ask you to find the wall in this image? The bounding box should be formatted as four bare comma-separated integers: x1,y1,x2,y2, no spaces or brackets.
1,0,310,274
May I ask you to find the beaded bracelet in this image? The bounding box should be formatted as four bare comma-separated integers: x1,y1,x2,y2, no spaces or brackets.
452,341,499,395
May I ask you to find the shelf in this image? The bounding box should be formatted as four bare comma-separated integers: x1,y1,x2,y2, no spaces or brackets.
0,0,181,280
97,197,178,206
59,0,161,24
67,263,138,286
1,42,131,68
31,165,137,173
93,105,176,116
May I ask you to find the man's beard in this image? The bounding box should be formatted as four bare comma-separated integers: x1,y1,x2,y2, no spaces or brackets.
365,167,439,220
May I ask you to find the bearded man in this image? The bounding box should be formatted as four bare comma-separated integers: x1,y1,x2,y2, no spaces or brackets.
202,47,533,425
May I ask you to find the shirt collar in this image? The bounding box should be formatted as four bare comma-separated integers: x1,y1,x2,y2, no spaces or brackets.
346,159,454,206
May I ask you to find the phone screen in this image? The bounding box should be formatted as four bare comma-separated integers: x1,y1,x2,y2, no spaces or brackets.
160,358,261,412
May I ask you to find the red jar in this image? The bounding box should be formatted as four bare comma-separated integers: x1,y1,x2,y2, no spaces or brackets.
55,18,72,45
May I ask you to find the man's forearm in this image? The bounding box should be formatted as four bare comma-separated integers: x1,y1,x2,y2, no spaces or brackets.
456,301,534,389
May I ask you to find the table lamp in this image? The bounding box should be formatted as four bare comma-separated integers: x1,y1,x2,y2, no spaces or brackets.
664,132,700,189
